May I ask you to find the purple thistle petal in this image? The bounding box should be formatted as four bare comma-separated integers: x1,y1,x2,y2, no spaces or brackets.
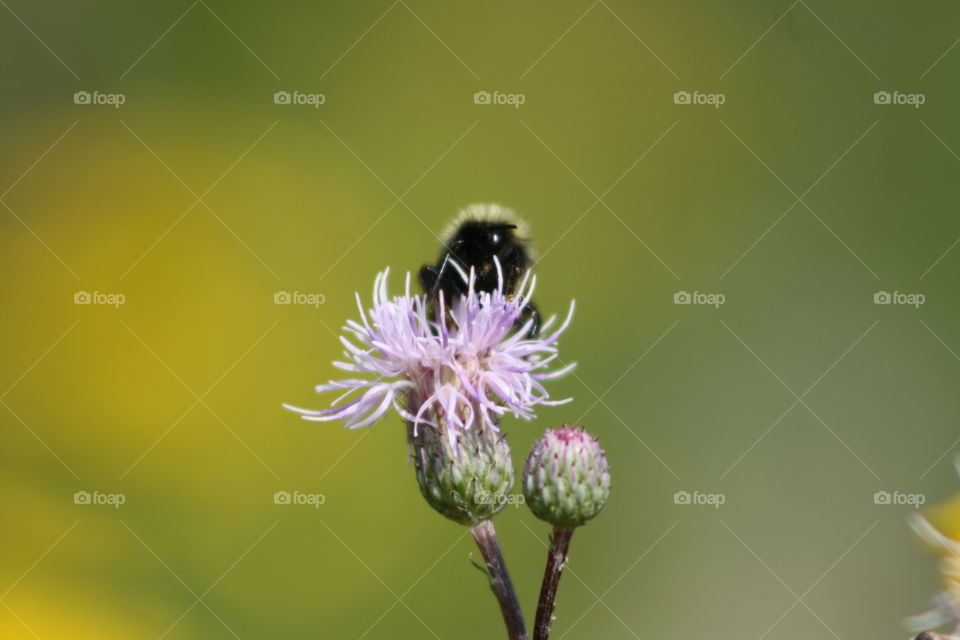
285,267,575,433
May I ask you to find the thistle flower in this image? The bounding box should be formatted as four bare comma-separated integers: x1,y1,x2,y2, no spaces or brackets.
906,458,960,636
523,425,611,530
284,266,575,437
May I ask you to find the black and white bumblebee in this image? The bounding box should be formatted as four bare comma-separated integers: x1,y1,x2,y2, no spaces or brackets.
419,204,540,337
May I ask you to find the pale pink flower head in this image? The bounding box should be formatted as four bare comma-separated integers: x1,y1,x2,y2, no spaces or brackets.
284,265,575,436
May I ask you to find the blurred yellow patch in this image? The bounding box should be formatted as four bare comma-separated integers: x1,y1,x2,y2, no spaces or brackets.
919,492,960,552
0,585,154,639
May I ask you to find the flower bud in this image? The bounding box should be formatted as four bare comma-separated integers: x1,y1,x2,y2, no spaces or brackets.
410,421,515,526
523,425,610,529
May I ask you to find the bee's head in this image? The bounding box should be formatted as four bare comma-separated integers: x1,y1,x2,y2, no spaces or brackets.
447,221,518,257
486,223,518,249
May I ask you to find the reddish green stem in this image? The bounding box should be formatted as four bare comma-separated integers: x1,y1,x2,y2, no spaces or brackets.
534,528,574,640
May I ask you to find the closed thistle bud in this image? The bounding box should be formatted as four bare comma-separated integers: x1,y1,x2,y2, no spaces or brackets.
410,419,515,526
523,425,610,529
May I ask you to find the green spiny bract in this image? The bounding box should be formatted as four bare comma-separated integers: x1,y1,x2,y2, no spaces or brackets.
523,425,610,529
411,420,515,526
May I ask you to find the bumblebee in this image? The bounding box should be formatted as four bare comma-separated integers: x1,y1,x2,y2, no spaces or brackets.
419,203,540,337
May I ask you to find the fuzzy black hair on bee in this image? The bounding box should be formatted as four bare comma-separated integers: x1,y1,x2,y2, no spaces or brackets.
419,203,540,337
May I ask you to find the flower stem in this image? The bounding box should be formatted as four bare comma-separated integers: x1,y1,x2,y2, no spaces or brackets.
533,528,574,640
471,519,528,640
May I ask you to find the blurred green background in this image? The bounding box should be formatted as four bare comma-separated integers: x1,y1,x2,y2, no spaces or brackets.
3,1,960,638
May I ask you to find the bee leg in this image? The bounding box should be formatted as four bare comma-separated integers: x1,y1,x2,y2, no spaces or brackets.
419,264,439,294
519,302,541,338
